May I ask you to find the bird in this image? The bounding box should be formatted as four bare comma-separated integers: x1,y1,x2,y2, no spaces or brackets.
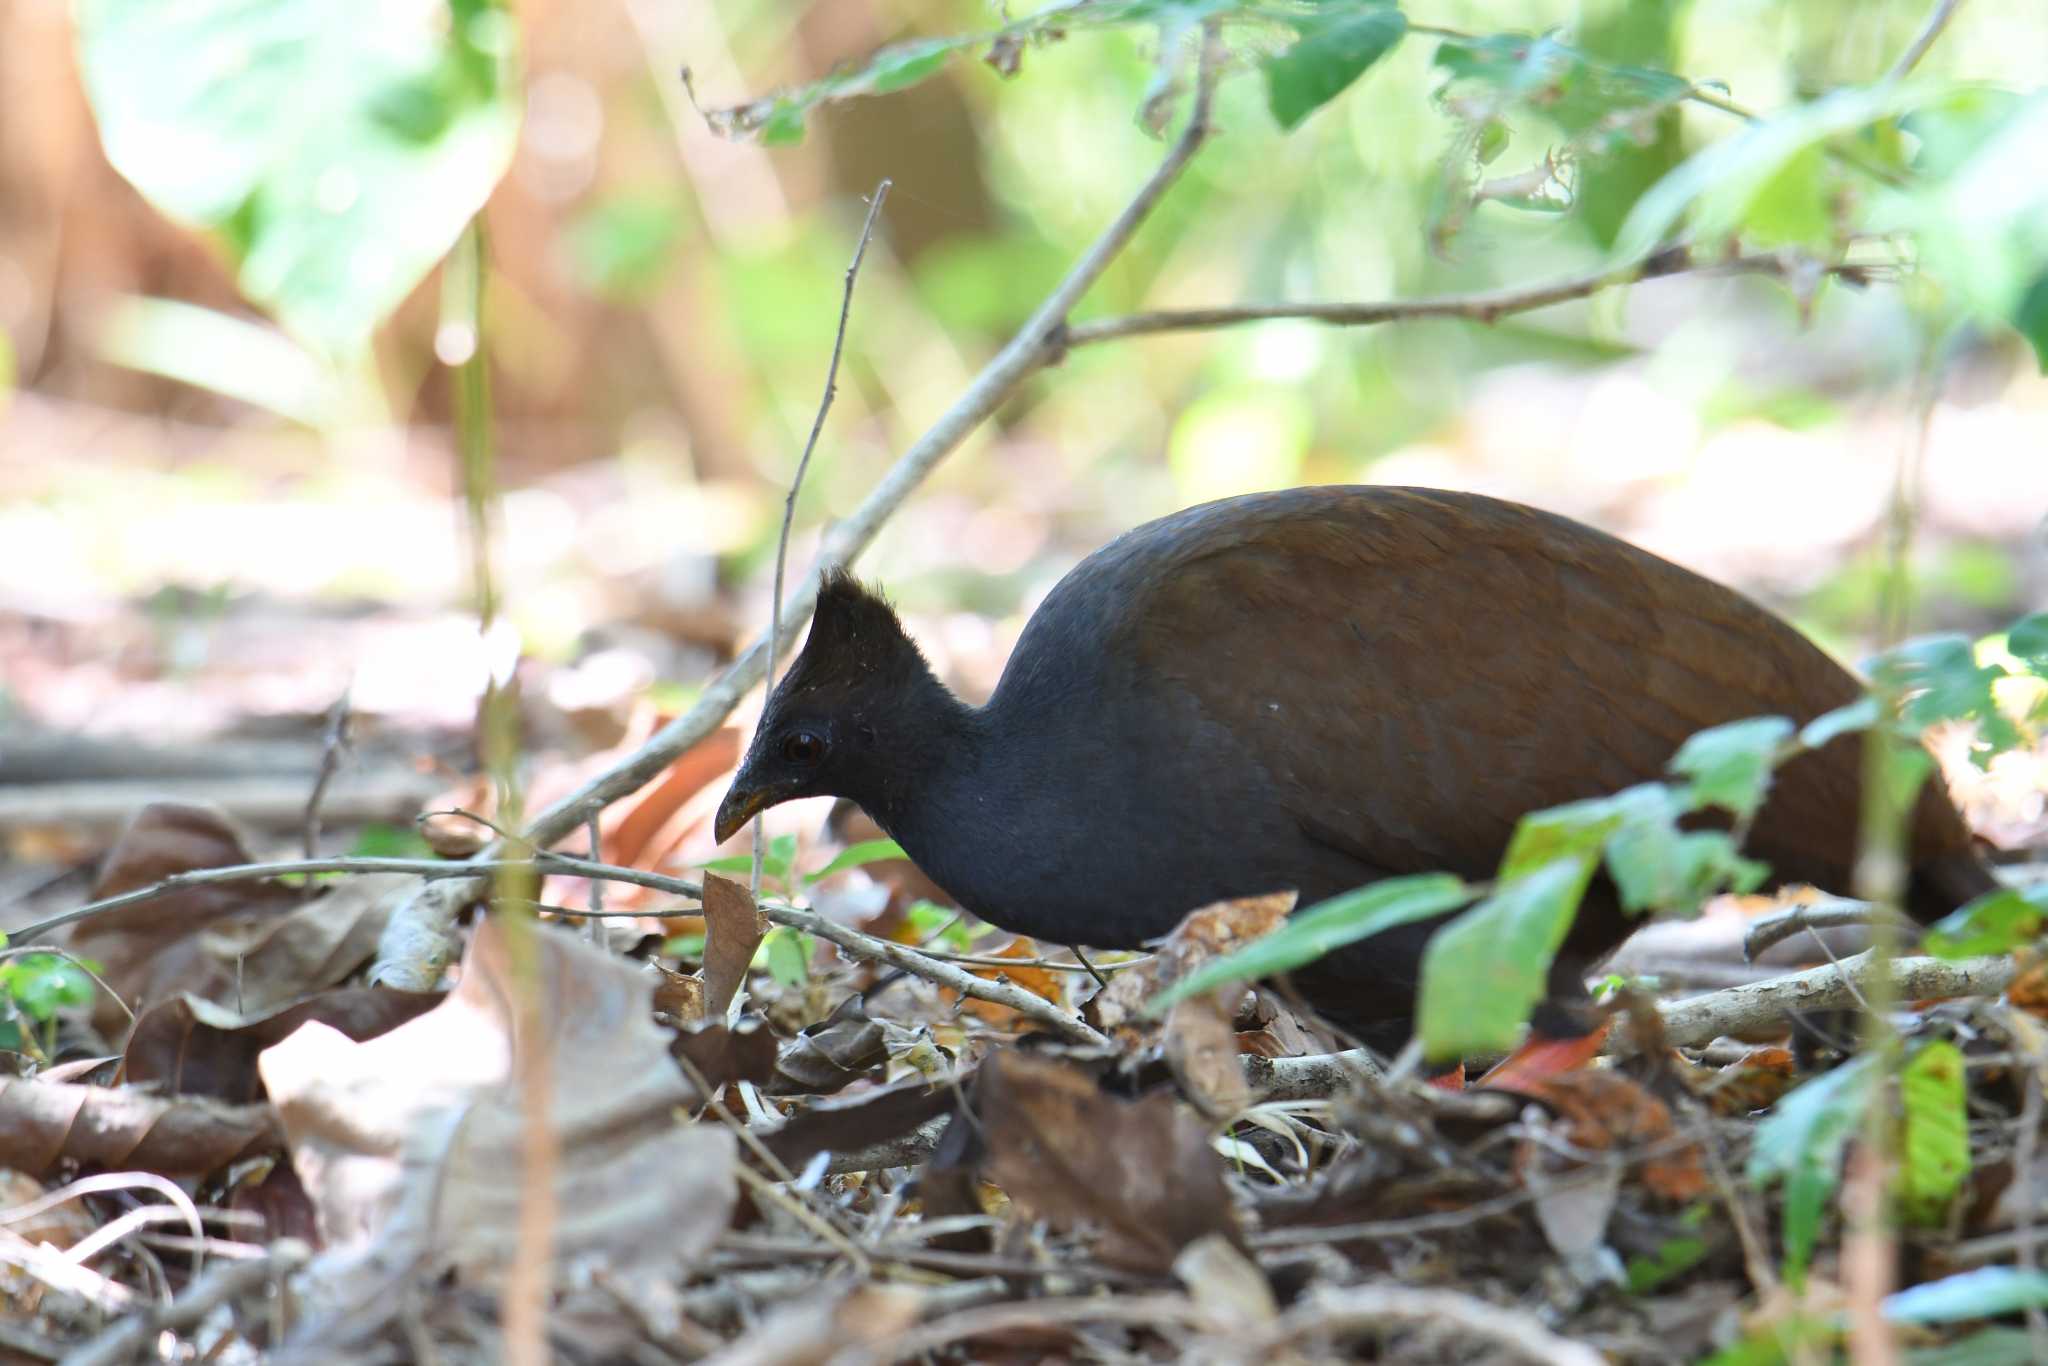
713,485,1996,1057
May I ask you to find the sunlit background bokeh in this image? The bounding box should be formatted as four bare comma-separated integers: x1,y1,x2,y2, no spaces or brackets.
1,0,2043,849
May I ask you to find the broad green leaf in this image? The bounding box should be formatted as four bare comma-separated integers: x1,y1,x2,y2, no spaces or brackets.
1748,1051,1883,1280
1924,887,2045,959
1145,873,1473,1016
0,955,96,1022
763,927,811,988
74,0,521,357
1603,783,1769,914
1625,1203,1711,1294
699,834,797,884
1885,1268,2048,1325
2014,273,2048,372
1902,1328,2039,1366
802,838,910,885
1670,716,1795,819
1499,795,1625,881
1264,4,1407,131
1873,632,2023,765
2008,612,2048,670
1417,859,1588,1059
1898,1041,1970,1226
1885,90,2048,357
1615,82,1930,263
1800,696,1880,750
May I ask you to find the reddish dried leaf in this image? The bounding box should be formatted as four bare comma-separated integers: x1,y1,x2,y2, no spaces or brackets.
607,728,740,869
0,1077,281,1177
971,1050,1242,1272
701,872,766,1019
1501,1069,1707,1204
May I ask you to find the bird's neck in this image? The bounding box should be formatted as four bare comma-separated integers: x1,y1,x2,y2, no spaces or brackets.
857,671,987,837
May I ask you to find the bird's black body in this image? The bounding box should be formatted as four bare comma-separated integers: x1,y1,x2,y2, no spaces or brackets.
716,486,1994,1051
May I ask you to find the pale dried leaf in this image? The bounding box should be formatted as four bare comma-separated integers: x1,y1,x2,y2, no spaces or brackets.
258,916,735,1314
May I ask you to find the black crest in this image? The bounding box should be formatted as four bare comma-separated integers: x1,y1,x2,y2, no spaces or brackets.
778,570,928,695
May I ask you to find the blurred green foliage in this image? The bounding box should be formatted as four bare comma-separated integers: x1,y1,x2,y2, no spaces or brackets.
74,0,520,357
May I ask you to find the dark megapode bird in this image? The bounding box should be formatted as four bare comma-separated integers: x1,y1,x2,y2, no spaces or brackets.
714,486,1995,1055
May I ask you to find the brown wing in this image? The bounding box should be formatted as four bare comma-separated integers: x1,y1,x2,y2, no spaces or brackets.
1110,486,1931,894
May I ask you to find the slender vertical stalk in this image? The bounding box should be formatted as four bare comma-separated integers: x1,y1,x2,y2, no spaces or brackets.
446,219,553,1365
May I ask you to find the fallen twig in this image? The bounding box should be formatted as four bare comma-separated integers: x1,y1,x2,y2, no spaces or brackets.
1650,949,2018,1049
1743,896,1910,960
1230,1282,1606,1366
64,1238,311,1366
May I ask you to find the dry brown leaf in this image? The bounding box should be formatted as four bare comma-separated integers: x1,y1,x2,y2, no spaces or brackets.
68,801,297,1033
760,1073,960,1172
672,1016,780,1092
1092,892,1296,1048
68,803,409,1036
653,961,707,1025
258,915,734,1312
969,1049,1242,1272
122,987,440,1103
0,1076,280,1177
701,871,766,1019
771,995,887,1095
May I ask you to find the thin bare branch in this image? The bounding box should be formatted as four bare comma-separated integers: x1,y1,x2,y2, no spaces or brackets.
1649,949,2018,1049
1743,896,1913,960
757,179,891,895
1061,250,1874,349
1888,0,1964,80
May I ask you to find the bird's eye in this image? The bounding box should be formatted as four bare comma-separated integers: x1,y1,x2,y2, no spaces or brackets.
782,730,826,766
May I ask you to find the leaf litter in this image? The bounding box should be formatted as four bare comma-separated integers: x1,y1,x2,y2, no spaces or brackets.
3,749,2047,1362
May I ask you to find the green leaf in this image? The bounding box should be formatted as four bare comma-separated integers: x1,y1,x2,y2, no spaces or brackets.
1432,33,1690,144
2008,612,2048,671
1904,1328,2040,1366
698,834,797,884
1885,1268,2048,1325
698,35,968,146
1670,716,1795,819
566,194,687,301
1615,83,1929,263
763,927,811,988
1263,4,1407,131
1603,784,1769,914
802,838,910,885
1417,859,1589,1059
1898,1041,1970,1226
1747,1051,1883,1280
0,955,96,1022
1145,874,1473,1016
1924,887,2046,959
1498,795,1625,881
73,0,521,357
1800,696,1880,750
1873,633,2022,766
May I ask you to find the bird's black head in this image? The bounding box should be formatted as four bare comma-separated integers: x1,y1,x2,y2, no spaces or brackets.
714,571,956,843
